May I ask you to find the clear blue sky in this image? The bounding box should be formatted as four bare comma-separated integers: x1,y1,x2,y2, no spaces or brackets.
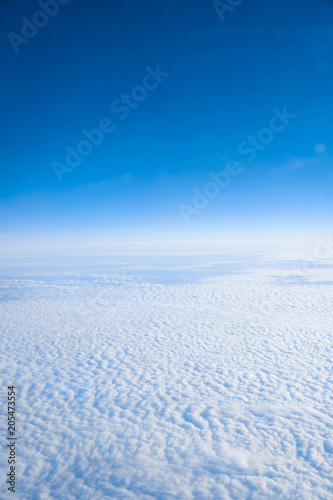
1,0,332,256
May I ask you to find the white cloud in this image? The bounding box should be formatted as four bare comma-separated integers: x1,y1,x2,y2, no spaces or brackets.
0,256,333,498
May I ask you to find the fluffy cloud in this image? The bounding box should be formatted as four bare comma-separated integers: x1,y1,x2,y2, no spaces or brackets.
0,256,332,498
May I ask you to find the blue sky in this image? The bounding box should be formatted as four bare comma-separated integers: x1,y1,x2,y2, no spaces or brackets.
1,0,333,256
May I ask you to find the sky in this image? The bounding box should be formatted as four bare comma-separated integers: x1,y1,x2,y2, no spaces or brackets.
1,0,333,257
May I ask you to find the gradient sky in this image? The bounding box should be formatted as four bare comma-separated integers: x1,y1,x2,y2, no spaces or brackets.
1,0,333,257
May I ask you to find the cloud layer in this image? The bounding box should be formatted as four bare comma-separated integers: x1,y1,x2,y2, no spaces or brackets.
0,256,333,499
